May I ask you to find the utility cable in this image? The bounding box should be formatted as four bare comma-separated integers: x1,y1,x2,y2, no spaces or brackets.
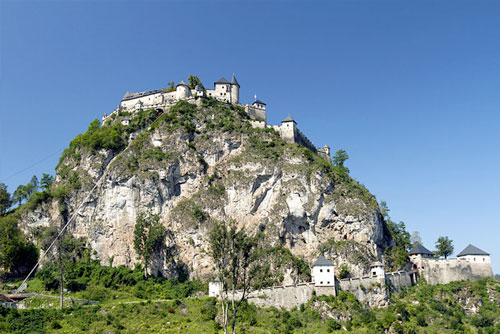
16,108,166,293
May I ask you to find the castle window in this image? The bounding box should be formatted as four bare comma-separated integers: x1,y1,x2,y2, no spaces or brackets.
373,272,376,276
320,269,323,273
320,281,323,284
327,269,330,272
327,281,330,284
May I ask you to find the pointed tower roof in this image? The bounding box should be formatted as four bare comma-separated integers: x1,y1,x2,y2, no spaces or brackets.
231,74,240,87
215,77,230,85
253,99,266,106
409,244,435,256
176,80,188,87
282,114,296,123
457,244,490,257
313,256,334,267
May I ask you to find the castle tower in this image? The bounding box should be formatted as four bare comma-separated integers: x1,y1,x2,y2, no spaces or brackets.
230,74,240,104
312,256,335,287
176,80,191,100
370,262,385,279
280,114,297,144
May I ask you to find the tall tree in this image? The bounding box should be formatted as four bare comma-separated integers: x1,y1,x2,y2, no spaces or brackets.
0,183,11,215
133,210,166,277
435,236,454,259
187,75,204,89
209,220,261,334
380,200,411,270
166,81,176,92
12,185,27,206
411,231,423,246
29,175,39,192
40,173,54,190
332,149,350,174
0,216,38,275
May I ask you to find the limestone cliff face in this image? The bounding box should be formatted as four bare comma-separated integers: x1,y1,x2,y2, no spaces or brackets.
21,101,391,282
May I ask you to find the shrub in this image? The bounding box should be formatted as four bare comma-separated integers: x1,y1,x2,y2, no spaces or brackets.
326,319,342,332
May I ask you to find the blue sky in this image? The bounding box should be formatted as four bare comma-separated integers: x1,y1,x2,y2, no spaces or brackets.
1,1,499,273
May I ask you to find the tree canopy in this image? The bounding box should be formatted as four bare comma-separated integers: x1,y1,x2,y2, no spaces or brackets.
0,216,38,275
380,200,411,270
209,220,261,334
332,149,350,174
0,183,11,215
435,236,454,259
187,75,204,89
133,210,166,277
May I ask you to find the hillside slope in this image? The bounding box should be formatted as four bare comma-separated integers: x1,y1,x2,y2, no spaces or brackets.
19,99,391,281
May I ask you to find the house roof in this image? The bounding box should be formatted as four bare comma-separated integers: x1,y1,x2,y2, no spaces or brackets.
231,74,240,87
176,80,189,87
215,77,230,85
253,99,266,106
195,85,204,91
313,256,334,267
282,114,296,123
409,244,435,256
457,244,490,257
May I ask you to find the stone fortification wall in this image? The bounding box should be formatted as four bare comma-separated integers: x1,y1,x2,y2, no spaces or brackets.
385,271,414,293
339,276,386,305
245,105,267,122
419,258,493,285
294,128,317,152
233,283,319,310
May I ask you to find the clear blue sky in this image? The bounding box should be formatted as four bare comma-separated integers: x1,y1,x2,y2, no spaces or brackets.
1,1,499,273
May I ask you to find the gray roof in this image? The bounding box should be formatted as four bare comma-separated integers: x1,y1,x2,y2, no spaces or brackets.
457,244,490,257
215,77,229,84
231,74,240,87
195,85,204,91
121,89,163,101
282,114,296,123
176,80,188,87
253,99,266,105
313,256,334,267
409,244,435,256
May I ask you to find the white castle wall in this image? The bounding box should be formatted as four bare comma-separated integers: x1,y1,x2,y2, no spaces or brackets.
417,258,493,285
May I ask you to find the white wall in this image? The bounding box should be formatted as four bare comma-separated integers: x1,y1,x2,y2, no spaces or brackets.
312,265,335,286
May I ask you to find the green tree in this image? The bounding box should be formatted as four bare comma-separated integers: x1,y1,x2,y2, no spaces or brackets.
0,183,11,215
435,236,454,259
209,220,261,334
166,81,176,92
381,200,411,270
40,173,54,190
0,216,38,275
187,75,204,89
12,185,27,206
29,175,39,192
411,231,422,246
133,210,166,277
332,149,350,174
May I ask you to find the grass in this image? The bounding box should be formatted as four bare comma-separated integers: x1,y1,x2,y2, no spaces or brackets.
1,278,500,333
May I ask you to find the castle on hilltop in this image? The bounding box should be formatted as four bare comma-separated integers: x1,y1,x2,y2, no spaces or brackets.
104,75,331,162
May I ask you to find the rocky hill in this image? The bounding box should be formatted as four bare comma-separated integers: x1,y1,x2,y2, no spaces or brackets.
19,99,391,282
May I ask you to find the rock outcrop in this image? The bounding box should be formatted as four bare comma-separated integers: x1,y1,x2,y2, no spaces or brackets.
20,100,391,282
